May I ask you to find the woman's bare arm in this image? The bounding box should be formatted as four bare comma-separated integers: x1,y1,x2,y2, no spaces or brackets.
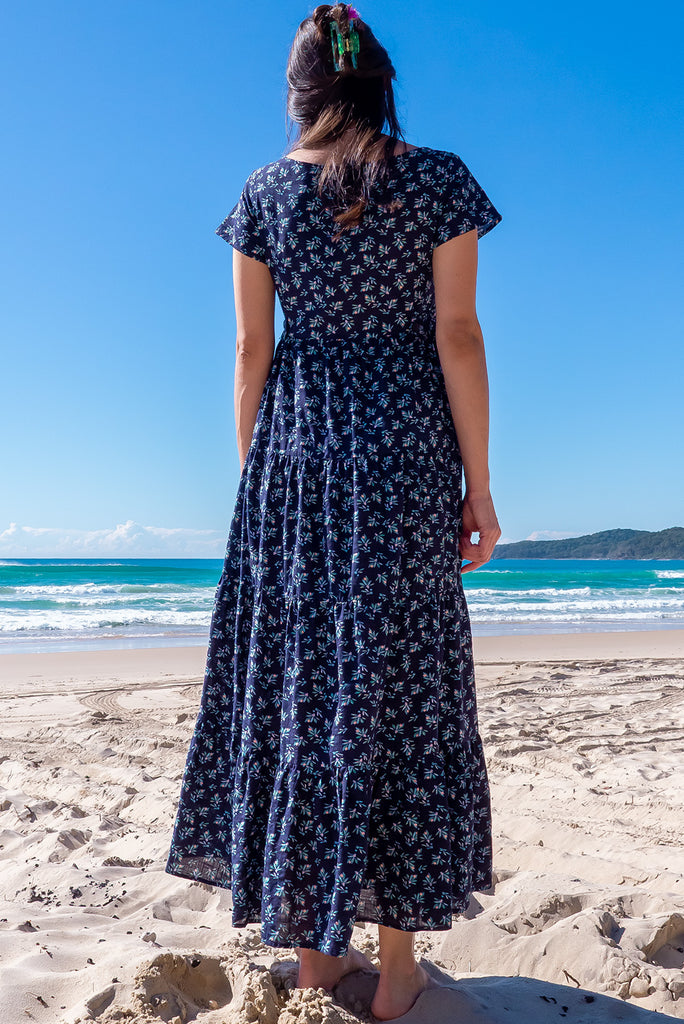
232,249,276,470
432,229,501,570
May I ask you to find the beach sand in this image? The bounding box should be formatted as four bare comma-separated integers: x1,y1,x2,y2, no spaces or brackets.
0,630,682,1023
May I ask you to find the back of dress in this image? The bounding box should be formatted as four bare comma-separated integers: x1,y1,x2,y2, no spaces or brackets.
165,144,503,957
216,147,501,473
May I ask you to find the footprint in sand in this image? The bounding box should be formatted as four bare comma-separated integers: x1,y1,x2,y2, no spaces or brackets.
639,912,684,972
127,951,281,1023
47,827,92,863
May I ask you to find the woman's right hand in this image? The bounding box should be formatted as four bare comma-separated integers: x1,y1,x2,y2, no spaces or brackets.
459,490,502,573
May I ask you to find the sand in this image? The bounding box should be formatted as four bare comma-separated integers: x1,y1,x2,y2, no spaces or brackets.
0,630,682,1023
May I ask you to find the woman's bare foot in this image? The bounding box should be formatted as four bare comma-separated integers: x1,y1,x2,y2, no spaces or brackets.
296,943,376,991
370,961,432,1021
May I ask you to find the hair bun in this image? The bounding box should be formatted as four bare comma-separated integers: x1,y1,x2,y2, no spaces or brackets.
330,3,352,31
311,4,335,41
312,3,355,42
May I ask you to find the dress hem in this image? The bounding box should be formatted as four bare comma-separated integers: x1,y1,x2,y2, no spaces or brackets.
164,852,492,955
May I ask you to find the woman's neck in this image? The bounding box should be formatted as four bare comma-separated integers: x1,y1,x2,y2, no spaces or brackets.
287,134,417,164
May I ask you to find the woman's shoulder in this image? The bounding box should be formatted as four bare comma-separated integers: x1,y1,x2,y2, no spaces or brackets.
408,145,465,168
230,160,301,207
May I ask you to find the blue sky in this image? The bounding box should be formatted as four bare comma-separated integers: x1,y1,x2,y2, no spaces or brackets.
1,0,682,557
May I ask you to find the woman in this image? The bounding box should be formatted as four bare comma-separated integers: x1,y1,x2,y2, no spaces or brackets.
166,3,503,1020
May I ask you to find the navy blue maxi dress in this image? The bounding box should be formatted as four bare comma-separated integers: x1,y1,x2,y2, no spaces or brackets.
165,145,503,956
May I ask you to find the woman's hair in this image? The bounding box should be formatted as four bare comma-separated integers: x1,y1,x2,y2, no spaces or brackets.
285,3,405,235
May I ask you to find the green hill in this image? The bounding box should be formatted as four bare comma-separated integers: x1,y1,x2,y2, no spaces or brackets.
492,527,684,560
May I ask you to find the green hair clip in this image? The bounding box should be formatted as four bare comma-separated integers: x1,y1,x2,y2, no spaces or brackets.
330,6,360,71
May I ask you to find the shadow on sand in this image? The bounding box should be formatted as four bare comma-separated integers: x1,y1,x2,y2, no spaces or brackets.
332,959,676,1022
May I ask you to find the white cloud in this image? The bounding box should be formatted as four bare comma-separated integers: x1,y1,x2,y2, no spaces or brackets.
0,522,586,558
0,520,226,558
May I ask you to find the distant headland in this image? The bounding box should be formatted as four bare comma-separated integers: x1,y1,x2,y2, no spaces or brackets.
492,527,684,560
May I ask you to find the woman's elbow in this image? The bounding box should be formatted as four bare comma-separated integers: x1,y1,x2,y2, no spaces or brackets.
235,331,273,363
435,316,484,352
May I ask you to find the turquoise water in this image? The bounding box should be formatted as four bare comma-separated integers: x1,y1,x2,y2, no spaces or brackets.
0,557,683,653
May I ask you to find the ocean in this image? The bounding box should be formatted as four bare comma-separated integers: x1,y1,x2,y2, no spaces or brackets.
0,558,683,654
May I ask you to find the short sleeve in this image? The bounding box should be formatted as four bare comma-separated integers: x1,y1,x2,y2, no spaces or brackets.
215,176,269,263
433,153,503,246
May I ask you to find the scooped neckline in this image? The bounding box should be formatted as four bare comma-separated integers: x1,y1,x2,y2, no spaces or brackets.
280,146,423,167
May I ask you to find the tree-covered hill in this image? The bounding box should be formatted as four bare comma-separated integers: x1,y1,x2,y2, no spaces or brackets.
492,527,684,559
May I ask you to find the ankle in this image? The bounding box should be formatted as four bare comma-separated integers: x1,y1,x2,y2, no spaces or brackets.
298,947,343,963
379,958,419,981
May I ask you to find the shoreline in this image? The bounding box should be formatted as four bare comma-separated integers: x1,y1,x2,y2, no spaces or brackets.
0,629,682,689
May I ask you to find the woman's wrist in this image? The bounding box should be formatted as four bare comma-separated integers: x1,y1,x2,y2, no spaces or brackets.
464,476,491,497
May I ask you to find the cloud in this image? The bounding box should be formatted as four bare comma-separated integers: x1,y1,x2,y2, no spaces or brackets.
0,520,226,558
0,522,586,558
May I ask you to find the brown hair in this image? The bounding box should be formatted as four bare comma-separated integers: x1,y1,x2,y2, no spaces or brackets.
285,3,405,236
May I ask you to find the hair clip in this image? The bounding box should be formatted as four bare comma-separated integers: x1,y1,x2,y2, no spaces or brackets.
330,6,360,71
